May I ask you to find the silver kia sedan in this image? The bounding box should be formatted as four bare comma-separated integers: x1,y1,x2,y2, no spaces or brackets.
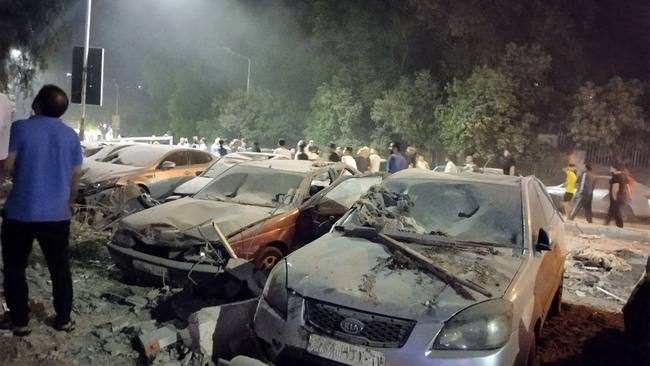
253,170,566,366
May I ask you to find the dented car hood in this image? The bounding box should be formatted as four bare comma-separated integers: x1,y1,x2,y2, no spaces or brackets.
287,233,523,322
81,160,143,183
119,197,281,246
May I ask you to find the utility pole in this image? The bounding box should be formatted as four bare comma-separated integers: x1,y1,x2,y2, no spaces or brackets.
79,0,92,141
223,47,252,98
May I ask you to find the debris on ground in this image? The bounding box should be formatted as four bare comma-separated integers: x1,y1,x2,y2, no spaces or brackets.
572,247,632,272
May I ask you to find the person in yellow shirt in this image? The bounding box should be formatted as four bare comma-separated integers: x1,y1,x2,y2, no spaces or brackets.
562,164,577,214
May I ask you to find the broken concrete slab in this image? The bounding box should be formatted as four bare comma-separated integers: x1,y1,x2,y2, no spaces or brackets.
188,298,259,360
139,326,179,357
125,295,148,308
110,315,131,332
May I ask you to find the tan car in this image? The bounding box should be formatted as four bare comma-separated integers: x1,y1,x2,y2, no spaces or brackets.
80,144,215,195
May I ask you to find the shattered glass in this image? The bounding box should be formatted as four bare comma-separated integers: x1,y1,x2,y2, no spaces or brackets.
347,179,524,247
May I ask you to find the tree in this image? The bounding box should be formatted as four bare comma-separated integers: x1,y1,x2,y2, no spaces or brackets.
167,68,216,139
435,66,537,160
198,88,305,147
305,74,363,147
371,70,441,152
0,0,71,91
568,77,646,151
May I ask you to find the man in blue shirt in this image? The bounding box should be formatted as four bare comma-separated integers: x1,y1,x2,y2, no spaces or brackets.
1,85,82,336
386,141,408,174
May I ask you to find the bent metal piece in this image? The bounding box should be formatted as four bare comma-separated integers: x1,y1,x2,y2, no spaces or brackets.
213,222,238,259
376,233,488,301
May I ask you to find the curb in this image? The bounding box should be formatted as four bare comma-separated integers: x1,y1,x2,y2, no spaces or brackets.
565,222,650,243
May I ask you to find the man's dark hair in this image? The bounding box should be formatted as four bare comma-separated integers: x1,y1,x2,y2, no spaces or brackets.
612,162,623,171
33,84,68,117
253,141,259,146
344,146,353,154
391,142,401,151
298,142,306,149
585,163,592,171
218,139,224,145
329,143,337,150
278,139,286,147
569,163,576,168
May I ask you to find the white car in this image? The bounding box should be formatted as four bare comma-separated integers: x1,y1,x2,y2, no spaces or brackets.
546,175,650,221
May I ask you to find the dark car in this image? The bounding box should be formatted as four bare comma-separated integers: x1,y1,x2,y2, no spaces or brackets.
106,160,376,286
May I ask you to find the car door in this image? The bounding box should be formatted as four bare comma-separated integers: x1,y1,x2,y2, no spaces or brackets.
188,150,214,175
296,175,383,245
529,180,564,315
157,151,191,180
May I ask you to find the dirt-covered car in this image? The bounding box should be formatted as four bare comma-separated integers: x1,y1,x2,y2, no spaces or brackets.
107,160,375,286
254,170,566,366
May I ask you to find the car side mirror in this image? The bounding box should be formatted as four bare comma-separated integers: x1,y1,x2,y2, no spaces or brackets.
536,228,553,251
195,170,203,176
160,161,176,170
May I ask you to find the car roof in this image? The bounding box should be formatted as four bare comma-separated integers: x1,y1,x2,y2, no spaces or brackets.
235,159,342,173
389,169,523,187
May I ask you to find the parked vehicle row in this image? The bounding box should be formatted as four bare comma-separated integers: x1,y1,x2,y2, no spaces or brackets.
79,142,567,365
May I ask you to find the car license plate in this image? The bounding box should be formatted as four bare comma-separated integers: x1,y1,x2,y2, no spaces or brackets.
132,260,168,278
307,334,385,366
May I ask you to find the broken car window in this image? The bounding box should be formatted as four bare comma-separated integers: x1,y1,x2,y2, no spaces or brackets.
343,179,524,247
195,165,305,207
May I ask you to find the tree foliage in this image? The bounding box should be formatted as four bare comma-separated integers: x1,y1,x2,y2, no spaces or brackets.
436,66,537,160
198,88,304,147
568,77,647,151
371,70,441,152
0,0,71,91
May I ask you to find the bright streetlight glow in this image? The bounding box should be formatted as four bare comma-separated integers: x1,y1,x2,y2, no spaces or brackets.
10,48,22,59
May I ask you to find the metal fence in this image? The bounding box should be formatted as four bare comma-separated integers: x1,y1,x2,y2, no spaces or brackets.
558,134,650,168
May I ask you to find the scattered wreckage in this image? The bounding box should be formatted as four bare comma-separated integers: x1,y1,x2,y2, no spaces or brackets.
246,170,567,366
106,160,373,288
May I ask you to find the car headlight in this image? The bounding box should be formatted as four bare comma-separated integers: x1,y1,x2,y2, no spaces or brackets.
432,299,513,350
262,259,288,318
93,177,119,190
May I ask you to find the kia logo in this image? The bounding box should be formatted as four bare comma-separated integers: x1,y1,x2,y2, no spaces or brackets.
340,318,365,335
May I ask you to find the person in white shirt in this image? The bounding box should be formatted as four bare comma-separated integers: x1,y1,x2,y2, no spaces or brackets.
444,155,457,173
341,146,357,170
0,93,13,162
368,148,381,173
273,138,292,159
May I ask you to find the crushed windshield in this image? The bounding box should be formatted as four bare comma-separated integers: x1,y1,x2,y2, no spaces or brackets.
202,161,232,178
195,165,305,207
343,179,523,247
101,146,168,167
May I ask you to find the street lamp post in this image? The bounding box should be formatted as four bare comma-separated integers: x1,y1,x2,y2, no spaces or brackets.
223,47,251,98
79,0,93,141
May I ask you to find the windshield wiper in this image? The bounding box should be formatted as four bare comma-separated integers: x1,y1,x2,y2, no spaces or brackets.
339,225,491,300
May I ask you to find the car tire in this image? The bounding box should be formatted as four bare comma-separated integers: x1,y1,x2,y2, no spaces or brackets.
254,246,284,271
548,280,563,318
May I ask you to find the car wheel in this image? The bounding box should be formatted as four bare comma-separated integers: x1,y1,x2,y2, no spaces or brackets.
254,246,284,271
548,280,563,318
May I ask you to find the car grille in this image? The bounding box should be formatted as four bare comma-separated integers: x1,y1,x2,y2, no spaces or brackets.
304,298,415,348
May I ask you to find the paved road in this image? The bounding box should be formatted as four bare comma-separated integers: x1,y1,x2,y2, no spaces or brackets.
567,216,649,232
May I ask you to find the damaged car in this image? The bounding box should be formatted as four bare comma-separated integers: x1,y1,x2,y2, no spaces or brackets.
107,160,377,286
254,170,566,366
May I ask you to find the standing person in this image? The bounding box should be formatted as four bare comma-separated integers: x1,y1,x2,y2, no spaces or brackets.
197,138,207,151
327,143,341,162
354,147,370,173
405,147,417,168
416,154,430,170
386,142,408,173
463,155,477,172
368,148,381,173
295,141,309,160
191,136,199,148
501,149,516,175
215,139,228,157
569,163,596,223
251,141,261,153
605,163,630,228
0,85,81,336
307,145,320,161
562,164,577,214
444,155,457,173
341,146,357,169
0,92,13,163
273,138,292,159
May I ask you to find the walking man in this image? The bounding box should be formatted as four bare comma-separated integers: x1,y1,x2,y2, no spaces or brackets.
1,85,81,336
562,164,577,215
569,163,596,223
501,149,516,175
386,142,408,174
605,163,629,228
273,138,292,159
